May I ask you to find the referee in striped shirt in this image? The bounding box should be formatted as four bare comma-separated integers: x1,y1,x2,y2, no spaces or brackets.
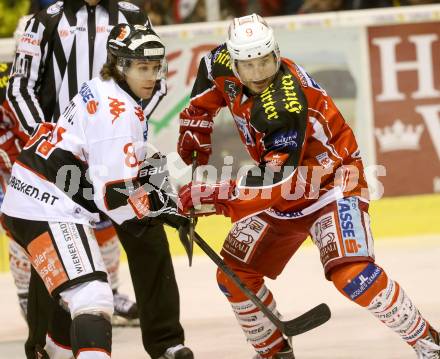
6,2,190,359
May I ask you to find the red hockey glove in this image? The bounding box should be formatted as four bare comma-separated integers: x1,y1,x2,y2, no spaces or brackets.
0,105,27,174
1,100,29,143
0,127,23,173
178,105,213,166
178,180,235,217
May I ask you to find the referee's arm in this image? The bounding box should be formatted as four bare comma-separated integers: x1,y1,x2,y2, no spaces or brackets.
7,15,48,135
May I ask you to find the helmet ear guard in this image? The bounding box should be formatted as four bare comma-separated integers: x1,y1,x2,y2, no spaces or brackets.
226,14,280,83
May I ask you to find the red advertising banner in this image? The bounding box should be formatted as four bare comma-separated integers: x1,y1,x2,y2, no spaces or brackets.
368,22,440,196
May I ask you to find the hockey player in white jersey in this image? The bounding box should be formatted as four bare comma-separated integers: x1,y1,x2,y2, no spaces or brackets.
1,24,193,359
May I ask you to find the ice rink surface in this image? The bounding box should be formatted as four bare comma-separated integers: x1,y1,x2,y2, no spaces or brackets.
1,235,439,359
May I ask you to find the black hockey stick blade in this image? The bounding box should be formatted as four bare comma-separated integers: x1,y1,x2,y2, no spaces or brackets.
282,303,331,337
192,231,331,337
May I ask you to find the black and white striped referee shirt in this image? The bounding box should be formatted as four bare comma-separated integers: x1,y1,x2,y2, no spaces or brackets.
7,0,166,135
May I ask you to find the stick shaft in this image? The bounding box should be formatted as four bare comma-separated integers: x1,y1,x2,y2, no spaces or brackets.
193,231,286,332
187,154,198,266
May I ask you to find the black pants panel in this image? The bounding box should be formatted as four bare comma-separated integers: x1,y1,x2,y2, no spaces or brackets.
114,220,185,359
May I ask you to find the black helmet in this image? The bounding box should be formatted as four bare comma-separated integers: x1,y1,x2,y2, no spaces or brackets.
107,23,165,61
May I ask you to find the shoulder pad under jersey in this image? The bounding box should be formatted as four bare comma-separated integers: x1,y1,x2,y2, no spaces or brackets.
250,64,308,133
46,1,63,15
207,43,235,80
118,1,140,12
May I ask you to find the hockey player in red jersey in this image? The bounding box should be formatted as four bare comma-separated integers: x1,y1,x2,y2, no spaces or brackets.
178,13,440,359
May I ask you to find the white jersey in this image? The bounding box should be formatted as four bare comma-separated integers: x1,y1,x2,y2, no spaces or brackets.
2,77,150,226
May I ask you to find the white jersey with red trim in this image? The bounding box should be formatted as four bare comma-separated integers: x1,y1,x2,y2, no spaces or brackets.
1,76,149,226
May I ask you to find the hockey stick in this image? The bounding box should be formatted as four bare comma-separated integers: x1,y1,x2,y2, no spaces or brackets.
192,230,331,337
187,153,198,267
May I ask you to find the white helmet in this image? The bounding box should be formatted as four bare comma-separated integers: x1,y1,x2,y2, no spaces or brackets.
226,14,280,82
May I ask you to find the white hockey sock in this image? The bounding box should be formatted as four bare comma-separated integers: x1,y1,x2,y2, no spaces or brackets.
98,236,120,291
9,239,31,297
230,285,284,357
368,278,429,345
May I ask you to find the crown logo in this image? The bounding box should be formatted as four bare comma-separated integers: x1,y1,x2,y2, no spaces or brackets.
375,119,424,152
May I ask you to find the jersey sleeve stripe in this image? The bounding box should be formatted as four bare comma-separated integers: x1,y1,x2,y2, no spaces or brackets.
7,19,47,133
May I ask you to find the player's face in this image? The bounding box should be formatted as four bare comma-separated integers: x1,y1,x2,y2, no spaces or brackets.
236,53,278,94
84,0,101,5
125,59,161,99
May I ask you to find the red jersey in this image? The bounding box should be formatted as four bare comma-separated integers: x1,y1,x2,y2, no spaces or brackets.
185,44,368,222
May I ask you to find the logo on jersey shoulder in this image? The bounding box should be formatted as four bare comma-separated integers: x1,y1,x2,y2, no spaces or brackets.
108,97,126,124
79,83,99,115
47,1,63,15
118,1,140,12
224,80,240,102
295,64,326,95
294,64,308,88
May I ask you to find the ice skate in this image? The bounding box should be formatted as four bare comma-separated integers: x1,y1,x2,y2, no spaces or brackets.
252,340,295,359
112,290,139,327
159,344,194,359
414,327,440,359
